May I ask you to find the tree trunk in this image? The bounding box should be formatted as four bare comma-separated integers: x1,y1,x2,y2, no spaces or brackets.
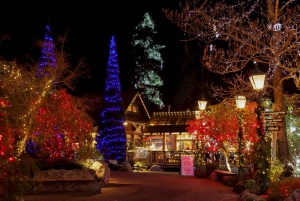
223,151,232,172
273,65,289,162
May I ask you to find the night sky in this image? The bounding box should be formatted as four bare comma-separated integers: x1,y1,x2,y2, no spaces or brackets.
0,1,185,99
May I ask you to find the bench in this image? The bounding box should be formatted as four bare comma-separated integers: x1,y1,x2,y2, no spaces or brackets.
213,170,237,181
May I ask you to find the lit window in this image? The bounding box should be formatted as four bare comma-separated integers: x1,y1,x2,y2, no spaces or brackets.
128,105,138,113
132,105,138,113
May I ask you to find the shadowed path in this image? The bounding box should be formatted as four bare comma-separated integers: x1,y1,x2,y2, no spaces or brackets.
24,170,240,201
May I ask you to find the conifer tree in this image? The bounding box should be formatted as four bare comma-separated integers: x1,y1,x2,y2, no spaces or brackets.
96,36,126,162
36,24,57,77
132,12,165,108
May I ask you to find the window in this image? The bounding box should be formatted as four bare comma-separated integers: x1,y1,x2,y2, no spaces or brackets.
132,105,138,113
128,104,138,113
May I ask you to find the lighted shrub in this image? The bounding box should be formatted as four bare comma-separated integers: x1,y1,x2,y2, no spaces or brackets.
266,177,300,201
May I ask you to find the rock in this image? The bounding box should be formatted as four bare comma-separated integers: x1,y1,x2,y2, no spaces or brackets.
209,171,218,180
222,176,238,186
240,192,267,201
149,165,163,171
241,188,261,196
33,169,100,192
122,162,133,172
233,180,256,194
284,189,300,201
90,161,110,186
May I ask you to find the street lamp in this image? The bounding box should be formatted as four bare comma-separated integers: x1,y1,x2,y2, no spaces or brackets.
235,95,246,181
198,95,207,111
249,61,266,90
235,96,246,109
249,61,268,193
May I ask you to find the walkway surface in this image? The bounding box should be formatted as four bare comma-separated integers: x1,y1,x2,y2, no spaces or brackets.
23,170,240,201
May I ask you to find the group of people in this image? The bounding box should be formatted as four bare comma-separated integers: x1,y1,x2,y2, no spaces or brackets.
205,152,221,163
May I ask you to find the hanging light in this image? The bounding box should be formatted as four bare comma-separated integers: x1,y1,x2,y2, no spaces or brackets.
198,95,207,111
249,61,266,90
235,96,246,109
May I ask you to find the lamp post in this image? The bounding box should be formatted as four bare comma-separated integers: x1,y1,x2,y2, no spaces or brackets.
249,61,268,193
198,95,208,111
193,95,208,177
235,95,246,181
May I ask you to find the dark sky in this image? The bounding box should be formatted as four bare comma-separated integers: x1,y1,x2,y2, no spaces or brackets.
0,1,185,99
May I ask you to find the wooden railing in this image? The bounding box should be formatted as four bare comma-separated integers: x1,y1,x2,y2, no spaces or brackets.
126,151,196,166
126,150,197,167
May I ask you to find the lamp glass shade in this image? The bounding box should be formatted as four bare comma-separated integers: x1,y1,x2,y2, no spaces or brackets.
235,96,246,109
198,100,207,110
249,73,266,90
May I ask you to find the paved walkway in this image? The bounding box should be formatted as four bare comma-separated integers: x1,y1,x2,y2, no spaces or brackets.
23,170,240,201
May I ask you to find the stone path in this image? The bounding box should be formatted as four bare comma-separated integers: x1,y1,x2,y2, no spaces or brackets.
23,170,240,201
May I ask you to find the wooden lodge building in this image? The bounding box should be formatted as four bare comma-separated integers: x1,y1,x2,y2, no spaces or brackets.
86,90,219,168
122,91,198,168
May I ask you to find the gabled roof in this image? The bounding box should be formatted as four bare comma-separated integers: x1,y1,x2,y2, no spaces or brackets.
142,110,196,134
74,90,151,123
122,91,151,123
123,91,150,117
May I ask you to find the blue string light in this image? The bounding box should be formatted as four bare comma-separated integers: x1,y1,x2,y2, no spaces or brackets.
36,24,57,77
96,36,126,162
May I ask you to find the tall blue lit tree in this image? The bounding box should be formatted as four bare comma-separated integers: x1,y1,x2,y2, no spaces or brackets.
36,24,57,77
132,12,165,108
96,36,126,162
27,24,57,154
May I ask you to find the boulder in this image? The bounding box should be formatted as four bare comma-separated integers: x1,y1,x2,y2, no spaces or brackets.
284,189,300,201
122,162,133,172
90,160,110,186
149,165,163,171
233,180,256,194
240,188,261,196
240,192,267,201
222,176,238,187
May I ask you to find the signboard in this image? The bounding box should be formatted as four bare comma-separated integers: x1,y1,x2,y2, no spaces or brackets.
262,111,285,132
180,156,194,176
262,111,286,116
264,119,283,123
266,126,279,131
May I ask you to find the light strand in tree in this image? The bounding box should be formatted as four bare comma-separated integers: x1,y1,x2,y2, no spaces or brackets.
132,12,165,108
96,36,126,162
37,24,57,77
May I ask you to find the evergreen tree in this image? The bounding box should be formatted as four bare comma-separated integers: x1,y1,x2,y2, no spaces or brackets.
27,24,57,154
36,24,57,77
132,12,165,108
96,36,126,162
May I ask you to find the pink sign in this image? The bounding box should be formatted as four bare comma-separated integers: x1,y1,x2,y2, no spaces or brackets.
180,156,194,176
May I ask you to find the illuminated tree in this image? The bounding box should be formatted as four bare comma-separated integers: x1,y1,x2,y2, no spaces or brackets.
0,26,90,199
37,24,57,77
132,12,165,108
0,61,40,200
0,26,90,157
187,99,259,172
26,89,94,159
96,36,126,162
164,0,300,162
